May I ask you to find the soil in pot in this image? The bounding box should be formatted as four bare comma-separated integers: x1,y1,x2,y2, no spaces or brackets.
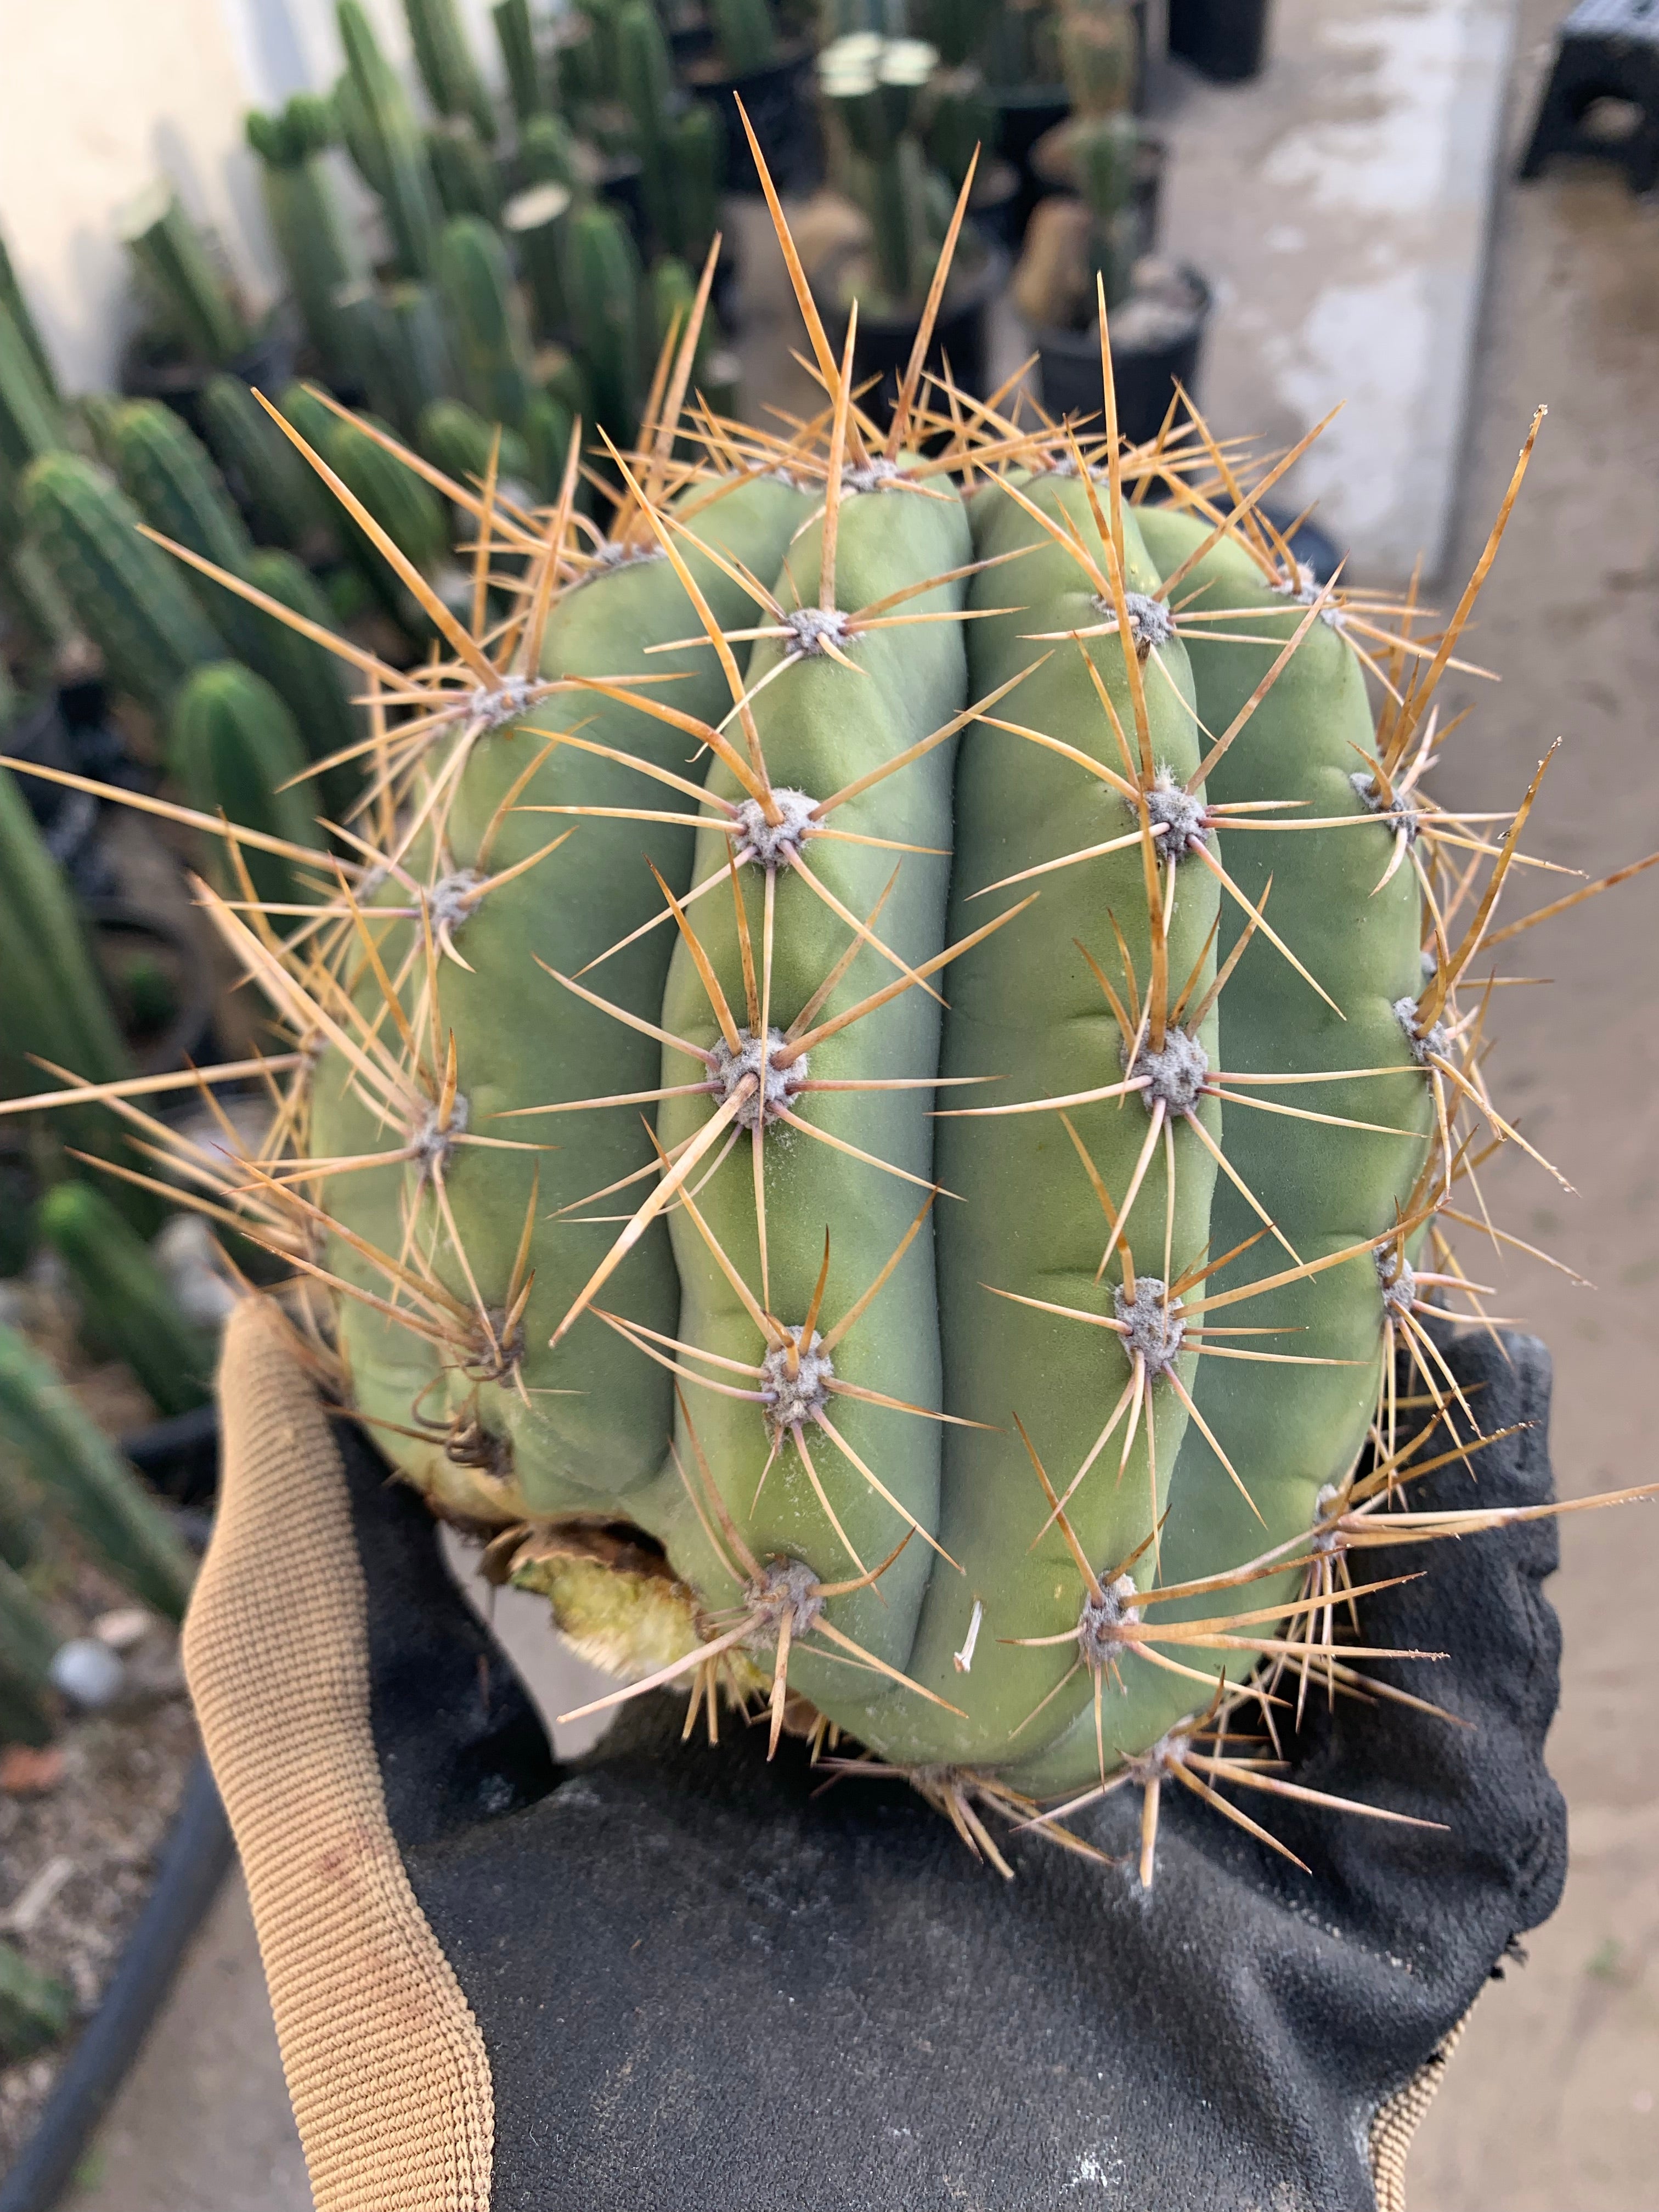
688,42,819,196
1168,0,1273,84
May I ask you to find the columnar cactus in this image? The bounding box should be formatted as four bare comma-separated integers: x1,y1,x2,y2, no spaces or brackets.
709,0,780,76
405,0,498,146
0,299,66,476
167,661,327,912
117,183,250,366
335,0,444,279
0,227,60,403
435,215,536,431
244,95,362,379
561,198,644,445
19,191,1655,1881
427,116,504,223
493,0,544,125
817,34,944,307
37,1181,213,1418
199,371,336,556
21,452,221,713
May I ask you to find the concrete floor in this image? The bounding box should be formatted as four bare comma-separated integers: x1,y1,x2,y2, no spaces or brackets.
48,10,1659,2206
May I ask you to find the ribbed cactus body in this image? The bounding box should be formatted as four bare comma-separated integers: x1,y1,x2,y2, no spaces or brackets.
243,549,362,812
21,452,221,713
517,111,578,189
0,228,59,403
418,396,532,493
307,452,1436,1795
493,0,543,123
336,0,444,278
709,0,779,75
435,216,535,431
37,1182,213,1418
168,661,326,912
325,414,451,623
503,182,572,346
428,117,503,222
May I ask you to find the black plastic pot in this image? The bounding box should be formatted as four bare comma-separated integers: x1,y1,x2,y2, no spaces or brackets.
988,82,1070,233
119,316,298,442
1167,0,1273,83
817,251,1006,426
122,1401,220,1510
1030,264,1213,448
1030,127,1167,258
0,1758,234,2212
690,43,818,197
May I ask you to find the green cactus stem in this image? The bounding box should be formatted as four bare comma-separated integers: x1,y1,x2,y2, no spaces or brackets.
493,0,544,123
244,95,362,380
36,1184,213,1421
406,0,499,145
335,0,444,278
199,373,335,556
502,182,572,345
521,386,574,499
325,413,452,622
244,549,362,815
0,1942,72,2061
0,301,67,477
167,662,328,913
517,111,579,190
435,216,537,432
561,198,643,447
419,397,533,497
709,0,779,76
117,183,250,366
428,117,503,223
334,279,459,444
0,228,60,404
0,1326,195,1621
0,1454,44,1573
21,452,220,714
817,33,944,308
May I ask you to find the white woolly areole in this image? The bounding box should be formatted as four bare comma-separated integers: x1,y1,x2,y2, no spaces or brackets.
470,672,540,732
1274,560,1346,629
734,787,818,870
1142,769,1209,859
709,1026,806,1130
1076,1572,1142,1667
745,1557,823,1644
1376,1249,1417,1318
1393,996,1451,1065
1091,590,1176,651
842,457,905,494
783,606,854,656
1128,1025,1210,1116
1114,1276,1186,1375
1311,1481,1346,1555
409,1092,468,1176
1351,769,1419,843
761,1328,834,1435
428,869,483,934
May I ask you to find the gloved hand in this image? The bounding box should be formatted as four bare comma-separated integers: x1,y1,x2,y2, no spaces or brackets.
183,1298,1567,2212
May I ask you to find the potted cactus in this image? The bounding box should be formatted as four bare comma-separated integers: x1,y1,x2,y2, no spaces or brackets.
813,33,1004,414
244,95,364,385
1013,0,1210,442
909,0,1023,252
684,0,819,195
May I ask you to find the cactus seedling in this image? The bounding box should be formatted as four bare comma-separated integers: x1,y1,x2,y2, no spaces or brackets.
0,1940,72,2061
118,184,250,366
36,1182,214,1419
15,181,1659,1888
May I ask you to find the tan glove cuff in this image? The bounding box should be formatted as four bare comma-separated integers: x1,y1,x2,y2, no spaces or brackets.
182,1298,494,2212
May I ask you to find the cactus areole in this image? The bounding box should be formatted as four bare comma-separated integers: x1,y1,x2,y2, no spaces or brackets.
46,176,1639,1878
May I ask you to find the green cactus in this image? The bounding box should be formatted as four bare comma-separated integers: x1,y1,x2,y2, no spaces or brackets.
334,279,459,444
0,227,60,404
0,1325,195,1620
199,373,335,555
521,387,574,498
0,1940,72,2060
517,111,579,190
493,0,544,123
21,452,220,714
817,33,945,308
435,216,537,432
1059,0,1138,115
428,116,503,222
325,413,452,623
650,256,738,423
419,397,533,496
167,662,328,913
245,95,362,380
244,549,362,815
561,198,643,447
709,0,780,75
36,1182,213,1419
117,183,250,366
0,300,67,476
501,182,572,345
3,539,84,666
0,1452,45,1572
616,1,723,262
335,0,444,279
406,0,498,145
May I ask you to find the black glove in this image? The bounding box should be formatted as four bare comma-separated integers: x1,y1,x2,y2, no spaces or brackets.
185,1302,1565,2212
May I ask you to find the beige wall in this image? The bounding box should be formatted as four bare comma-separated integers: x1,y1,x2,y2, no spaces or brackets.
0,0,509,394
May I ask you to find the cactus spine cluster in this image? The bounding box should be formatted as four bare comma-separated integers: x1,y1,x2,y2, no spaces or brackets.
21,190,1650,1883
